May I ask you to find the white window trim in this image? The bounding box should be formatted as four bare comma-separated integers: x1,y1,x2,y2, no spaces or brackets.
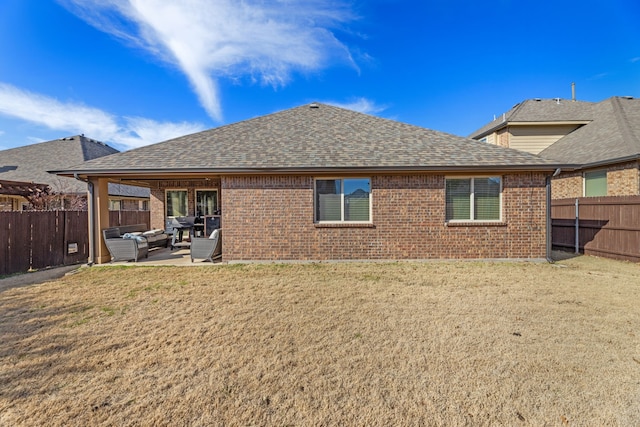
445,176,503,222
314,177,372,224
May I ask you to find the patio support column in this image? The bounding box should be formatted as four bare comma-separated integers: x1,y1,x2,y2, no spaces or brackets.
90,177,111,264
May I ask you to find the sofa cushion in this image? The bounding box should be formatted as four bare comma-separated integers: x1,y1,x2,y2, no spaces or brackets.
146,234,167,243
123,234,148,248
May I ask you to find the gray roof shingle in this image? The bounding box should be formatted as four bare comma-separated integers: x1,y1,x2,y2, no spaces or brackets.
469,98,595,139
0,135,149,197
539,97,640,165
55,103,558,174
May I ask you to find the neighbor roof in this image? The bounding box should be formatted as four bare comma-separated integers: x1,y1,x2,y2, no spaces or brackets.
539,96,640,166
469,98,595,139
54,103,560,176
0,135,149,197
0,179,49,197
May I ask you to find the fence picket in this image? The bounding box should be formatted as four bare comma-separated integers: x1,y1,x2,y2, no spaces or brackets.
552,196,640,262
0,210,150,275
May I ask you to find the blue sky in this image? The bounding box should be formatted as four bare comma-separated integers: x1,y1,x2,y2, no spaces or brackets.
0,0,638,152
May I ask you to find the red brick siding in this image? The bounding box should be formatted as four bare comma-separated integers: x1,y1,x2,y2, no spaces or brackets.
221,173,547,261
551,172,582,199
607,161,640,196
149,189,164,230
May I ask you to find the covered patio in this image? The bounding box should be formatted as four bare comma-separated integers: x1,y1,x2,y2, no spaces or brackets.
85,174,221,264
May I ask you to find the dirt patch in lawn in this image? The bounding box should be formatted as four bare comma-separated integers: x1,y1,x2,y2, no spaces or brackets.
1,257,639,426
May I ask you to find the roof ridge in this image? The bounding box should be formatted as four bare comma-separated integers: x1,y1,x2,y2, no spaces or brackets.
610,97,640,152
506,100,528,121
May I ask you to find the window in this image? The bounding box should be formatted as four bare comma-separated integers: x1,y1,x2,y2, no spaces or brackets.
109,200,121,211
315,178,371,222
166,190,188,217
196,189,219,216
584,170,607,197
446,177,501,221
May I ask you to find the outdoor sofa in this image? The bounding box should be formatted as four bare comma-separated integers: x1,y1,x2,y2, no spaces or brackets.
102,224,169,262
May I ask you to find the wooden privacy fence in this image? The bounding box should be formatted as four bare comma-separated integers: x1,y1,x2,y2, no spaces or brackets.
1,210,150,276
551,196,640,262
0,210,88,276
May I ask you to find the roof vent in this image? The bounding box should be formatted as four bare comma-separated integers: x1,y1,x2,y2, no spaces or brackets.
554,97,561,104
621,96,634,100
533,98,542,101
309,103,319,108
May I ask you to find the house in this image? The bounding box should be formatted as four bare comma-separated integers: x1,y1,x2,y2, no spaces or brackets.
0,179,48,211
470,96,640,198
53,103,564,263
0,135,149,211
468,98,594,154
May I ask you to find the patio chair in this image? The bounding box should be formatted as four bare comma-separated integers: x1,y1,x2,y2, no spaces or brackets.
190,229,222,263
103,228,149,262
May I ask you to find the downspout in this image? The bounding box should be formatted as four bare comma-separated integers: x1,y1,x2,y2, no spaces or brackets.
74,174,94,266
546,168,562,263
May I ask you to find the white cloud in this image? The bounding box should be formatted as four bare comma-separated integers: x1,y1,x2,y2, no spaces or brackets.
0,82,121,137
326,97,387,115
0,82,204,150
119,117,205,149
58,0,358,121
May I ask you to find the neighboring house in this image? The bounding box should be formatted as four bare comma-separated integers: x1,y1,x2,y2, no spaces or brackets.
54,103,563,263
470,96,640,199
469,98,594,154
0,179,48,211
0,135,149,211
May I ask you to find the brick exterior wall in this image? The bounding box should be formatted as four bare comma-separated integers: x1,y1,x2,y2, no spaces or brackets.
551,161,640,199
551,172,582,199
221,173,547,261
607,161,640,196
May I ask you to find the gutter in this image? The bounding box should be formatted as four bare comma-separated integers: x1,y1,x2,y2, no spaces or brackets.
546,168,562,263
52,163,572,177
74,173,94,266
575,154,640,170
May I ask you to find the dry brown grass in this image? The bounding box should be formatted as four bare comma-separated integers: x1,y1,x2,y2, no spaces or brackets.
1,256,639,426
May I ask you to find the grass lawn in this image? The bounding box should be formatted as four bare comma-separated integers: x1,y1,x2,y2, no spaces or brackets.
1,256,639,426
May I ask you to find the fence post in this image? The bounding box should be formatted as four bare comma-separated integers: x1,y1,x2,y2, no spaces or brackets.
574,198,579,254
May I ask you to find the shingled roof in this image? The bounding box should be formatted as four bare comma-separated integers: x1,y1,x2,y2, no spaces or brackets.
0,135,149,197
539,97,640,166
55,103,559,176
469,98,595,139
